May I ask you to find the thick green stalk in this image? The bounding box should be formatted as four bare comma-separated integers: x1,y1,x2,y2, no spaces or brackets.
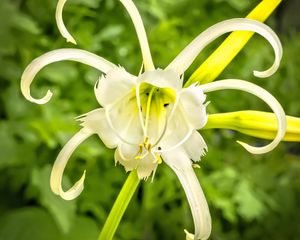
203,111,300,142
98,171,140,240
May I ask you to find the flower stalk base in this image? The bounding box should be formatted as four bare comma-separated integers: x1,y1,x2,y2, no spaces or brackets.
98,170,140,240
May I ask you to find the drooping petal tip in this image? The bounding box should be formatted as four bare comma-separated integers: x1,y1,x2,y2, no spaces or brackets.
58,170,86,201
50,130,92,201
184,229,195,240
20,49,116,104
56,0,77,44
163,150,211,240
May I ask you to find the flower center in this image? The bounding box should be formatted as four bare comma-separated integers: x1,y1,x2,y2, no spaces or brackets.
134,137,163,165
136,82,176,152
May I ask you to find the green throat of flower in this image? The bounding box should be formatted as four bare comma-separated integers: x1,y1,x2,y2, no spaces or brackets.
136,82,176,152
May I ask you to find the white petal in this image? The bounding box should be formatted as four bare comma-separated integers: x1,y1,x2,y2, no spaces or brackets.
115,146,158,180
135,152,158,180
163,149,211,240
76,108,120,148
56,0,76,44
118,142,139,160
105,92,144,145
119,0,154,70
178,85,208,129
201,79,286,154
21,49,116,104
157,102,193,153
182,130,207,162
185,230,195,240
137,69,183,91
114,147,139,172
95,67,136,107
167,18,282,78
50,129,92,200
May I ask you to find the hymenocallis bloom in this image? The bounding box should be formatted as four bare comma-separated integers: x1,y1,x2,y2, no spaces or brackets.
20,0,287,239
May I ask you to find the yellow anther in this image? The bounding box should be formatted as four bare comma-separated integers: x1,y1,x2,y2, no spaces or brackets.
135,155,142,160
156,154,162,164
142,136,152,151
138,144,143,154
192,163,200,169
146,143,152,151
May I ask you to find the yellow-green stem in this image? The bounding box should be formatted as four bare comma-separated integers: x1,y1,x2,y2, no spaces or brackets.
98,171,140,240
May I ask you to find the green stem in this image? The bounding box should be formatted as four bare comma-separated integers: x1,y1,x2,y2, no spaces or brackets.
98,171,140,240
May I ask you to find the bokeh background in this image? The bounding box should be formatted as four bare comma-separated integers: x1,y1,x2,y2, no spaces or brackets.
0,0,300,239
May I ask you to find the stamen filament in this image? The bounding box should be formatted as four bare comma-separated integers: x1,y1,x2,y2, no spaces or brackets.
135,84,147,134
144,87,156,136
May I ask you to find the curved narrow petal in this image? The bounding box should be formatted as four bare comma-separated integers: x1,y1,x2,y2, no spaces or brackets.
76,108,120,148
50,129,93,200
95,67,136,107
21,48,116,104
56,0,76,44
178,84,208,129
201,79,286,154
119,0,154,70
185,230,196,240
167,18,282,78
163,149,211,240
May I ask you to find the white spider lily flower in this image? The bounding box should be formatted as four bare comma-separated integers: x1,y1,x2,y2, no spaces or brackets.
20,0,287,239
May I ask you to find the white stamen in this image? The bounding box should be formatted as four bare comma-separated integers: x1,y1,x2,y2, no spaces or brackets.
152,116,168,147
154,128,193,154
154,95,194,153
135,82,147,136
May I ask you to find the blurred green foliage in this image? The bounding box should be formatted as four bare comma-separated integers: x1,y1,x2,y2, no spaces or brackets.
0,0,299,239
